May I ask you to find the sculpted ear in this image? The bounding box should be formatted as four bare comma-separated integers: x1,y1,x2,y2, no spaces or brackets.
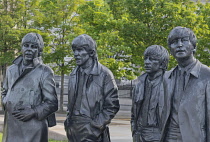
160,63,164,69
89,50,95,57
159,62,166,70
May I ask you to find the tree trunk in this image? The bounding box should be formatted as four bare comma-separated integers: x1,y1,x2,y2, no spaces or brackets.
59,67,64,112
0,65,2,93
2,64,7,80
0,64,7,108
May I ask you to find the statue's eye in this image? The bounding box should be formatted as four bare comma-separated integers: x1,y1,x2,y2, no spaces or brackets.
31,45,38,49
171,39,178,44
182,38,189,42
24,44,29,47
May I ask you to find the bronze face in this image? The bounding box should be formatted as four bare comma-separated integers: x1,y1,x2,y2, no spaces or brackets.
21,42,39,64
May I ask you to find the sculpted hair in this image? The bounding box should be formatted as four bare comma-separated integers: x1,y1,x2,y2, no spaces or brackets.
72,34,97,60
144,45,169,71
21,33,44,56
167,26,197,53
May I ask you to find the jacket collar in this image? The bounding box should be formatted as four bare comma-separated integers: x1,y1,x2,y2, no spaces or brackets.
147,73,163,87
167,60,201,79
138,73,147,82
71,60,102,76
13,55,43,67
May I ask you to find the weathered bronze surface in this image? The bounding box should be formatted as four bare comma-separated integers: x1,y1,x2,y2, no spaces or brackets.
131,45,169,142
161,26,210,142
1,33,58,142
64,34,120,142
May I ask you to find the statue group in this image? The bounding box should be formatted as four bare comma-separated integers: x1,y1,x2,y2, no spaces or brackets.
1,26,209,142
132,26,210,142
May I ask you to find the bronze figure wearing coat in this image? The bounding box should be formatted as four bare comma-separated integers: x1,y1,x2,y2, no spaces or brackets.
1,33,58,142
64,34,120,142
161,27,210,142
131,45,169,142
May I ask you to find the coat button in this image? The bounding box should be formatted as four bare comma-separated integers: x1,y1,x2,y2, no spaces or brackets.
21,88,24,91
11,88,14,91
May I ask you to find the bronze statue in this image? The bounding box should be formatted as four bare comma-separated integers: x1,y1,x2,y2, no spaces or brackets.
1,33,58,142
64,34,120,142
131,45,169,142
160,26,210,142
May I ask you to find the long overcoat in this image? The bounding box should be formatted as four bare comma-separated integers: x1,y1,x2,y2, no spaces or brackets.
131,73,164,142
65,61,120,142
160,60,210,142
1,56,58,142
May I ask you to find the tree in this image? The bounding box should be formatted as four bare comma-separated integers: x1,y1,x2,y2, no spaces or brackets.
77,0,136,80
1,0,210,88
37,0,85,112
193,1,210,66
110,0,210,76
0,0,50,89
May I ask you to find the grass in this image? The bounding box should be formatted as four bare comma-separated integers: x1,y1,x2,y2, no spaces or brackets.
0,133,67,142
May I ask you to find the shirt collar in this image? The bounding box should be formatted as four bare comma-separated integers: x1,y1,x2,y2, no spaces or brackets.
80,63,92,75
147,73,163,87
178,60,197,75
71,60,102,76
168,59,201,79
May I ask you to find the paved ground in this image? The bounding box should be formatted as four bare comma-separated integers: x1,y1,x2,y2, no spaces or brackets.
48,113,132,142
0,97,133,142
51,97,133,142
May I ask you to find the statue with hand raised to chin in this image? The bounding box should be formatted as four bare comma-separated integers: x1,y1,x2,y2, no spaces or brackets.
1,33,58,142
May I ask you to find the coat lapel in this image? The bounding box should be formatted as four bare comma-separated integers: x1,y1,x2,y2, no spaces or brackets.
85,61,101,108
10,56,41,89
161,69,177,134
68,67,78,115
135,74,147,120
158,82,164,119
11,67,34,89
166,68,177,112
9,65,20,88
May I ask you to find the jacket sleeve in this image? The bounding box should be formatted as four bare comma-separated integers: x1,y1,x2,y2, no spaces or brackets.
90,71,120,137
34,66,58,120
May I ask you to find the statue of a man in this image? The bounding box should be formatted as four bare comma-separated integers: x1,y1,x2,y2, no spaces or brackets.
1,33,58,142
131,45,169,142
64,34,120,142
160,26,210,142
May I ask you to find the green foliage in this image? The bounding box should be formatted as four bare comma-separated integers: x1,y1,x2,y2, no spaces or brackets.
0,0,22,66
1,0,210,80
77,0,136,79
118,0,209,72
0,132,2,140
37,0,86,75
113,0,210,74
193,2,210,66
0,0,50,69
